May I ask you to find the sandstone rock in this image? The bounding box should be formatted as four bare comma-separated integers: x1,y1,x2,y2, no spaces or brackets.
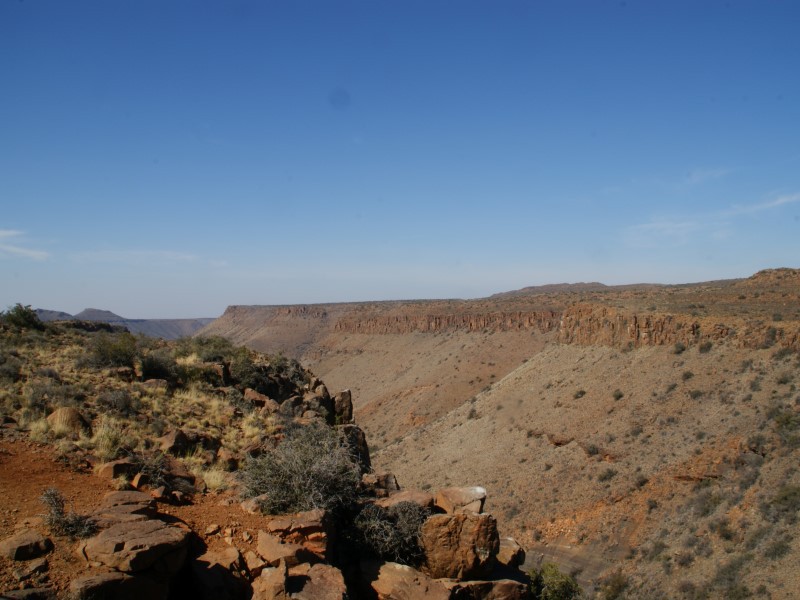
96,458,138,480
265,509,332,562
314,384,330,399
0,529,53,560
46,407,89,435
157,429,190,455
435,486,487,514
333,390,353,424
376,489,435,509
256,530,304,567
338,423,371,473
252,560,288,600
78,519,189,575
278,396,304,418
91,491,157,528
420,513,499,579
443,578,531,599
244,550,267,578
291,563,347,600
11,556,48,582
68,571,167,600
360,560,450,600
497,537,525,568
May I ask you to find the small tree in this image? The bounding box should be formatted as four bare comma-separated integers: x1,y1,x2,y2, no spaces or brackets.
1,304,45,330
529,563,583,600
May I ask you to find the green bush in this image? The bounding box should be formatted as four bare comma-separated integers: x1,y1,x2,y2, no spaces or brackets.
1,304,45,330
529,562,582,599
175,335,236,362
0,352,22,383
140,349,178,382
88,332,138,368
240,421,362,514
353,501,431,565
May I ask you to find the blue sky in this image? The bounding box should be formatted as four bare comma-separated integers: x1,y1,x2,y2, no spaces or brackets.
1,1,799,318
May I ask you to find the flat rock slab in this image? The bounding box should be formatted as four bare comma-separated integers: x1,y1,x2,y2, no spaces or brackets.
0,588,57,599
78,519,189,574
257,530,304,567
443,578,531,599
360,560,450,600
375,490,435,509
0,529,53,560
290,563,347,600
69,571,168,600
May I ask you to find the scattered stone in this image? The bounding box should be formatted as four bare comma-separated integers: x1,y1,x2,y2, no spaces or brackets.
265,509,332,562
205,524,221,536
0,529,53,560
256,530,304,567
291,563,347,600
242,530,253,543
241,495,267,515
11,556,48,582
157,429,190,456
251,559,288,600
244,550,267,578
420,513,499,579
435,486,487,515
191,546,246,600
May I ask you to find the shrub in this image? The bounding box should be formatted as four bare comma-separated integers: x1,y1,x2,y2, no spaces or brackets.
96,389,140,417
240,421,361,514
573,390,586,400
88,332,137,368
599,570,628,600
598,468,617,482
0,353,23,383
682,371,694,381
353,501,430,565
529,562,582,599
175,335,235,362
91,416,128,460
673,342,686,355
699,341,713,353
1,304,45,330
40,488,97,539
612,389,624,401
140,349,178,382
762,485,800,523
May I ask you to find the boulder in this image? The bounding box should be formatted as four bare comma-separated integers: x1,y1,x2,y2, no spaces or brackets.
78,519,189,575
497,537,525,569
0,529,53,560
362,472,400,493
376,490,435,509
157,429,190,456
360,560,450,600
278,396,304,418
420,513,499,579
333,390,353,424
245,388,271,408
96,458,138,480
68,571,167,600
46,407,89,435
91,491,157,528
256,530,304,567
290,563,347,600
244,550,267,578
265,509,333,562
11,556,48,582
443,578,531,599
435,486,487,515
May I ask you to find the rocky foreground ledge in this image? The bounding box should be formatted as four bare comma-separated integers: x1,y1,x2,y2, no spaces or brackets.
1,482,530,599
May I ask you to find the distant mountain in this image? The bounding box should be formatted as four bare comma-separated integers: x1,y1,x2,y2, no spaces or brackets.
35,308,215,340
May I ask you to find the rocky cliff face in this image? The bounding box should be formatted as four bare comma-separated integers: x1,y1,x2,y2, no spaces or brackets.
333,311,560,335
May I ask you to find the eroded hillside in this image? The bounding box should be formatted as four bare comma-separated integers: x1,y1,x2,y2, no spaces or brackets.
199,268,800,597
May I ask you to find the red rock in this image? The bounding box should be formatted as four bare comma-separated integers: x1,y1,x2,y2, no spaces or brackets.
69,571,167,600
420,513,499,579
96,458,138,480
497,537,525,568
444,578,531,599
0,529,53,560
360,560,450,600
256,530,304,567
291,563,347,599
252,560,288,600
375,490,435,509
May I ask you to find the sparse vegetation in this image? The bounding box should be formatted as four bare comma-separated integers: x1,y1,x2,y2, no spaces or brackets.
240,421,362,514
352,501,430,565
529,562,582,599
40,488,97,540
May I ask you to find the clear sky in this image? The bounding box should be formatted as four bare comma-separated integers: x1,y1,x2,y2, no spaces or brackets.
1,1,799,318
